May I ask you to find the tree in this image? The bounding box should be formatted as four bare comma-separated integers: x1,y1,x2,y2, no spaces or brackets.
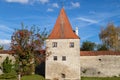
80,41,96,51
99,23,120,51
0,45,3,50
97,44,108,51
2,57,13,73
11,24,47,76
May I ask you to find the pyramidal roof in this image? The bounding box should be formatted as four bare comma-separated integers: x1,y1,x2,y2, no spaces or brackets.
48,8,79,39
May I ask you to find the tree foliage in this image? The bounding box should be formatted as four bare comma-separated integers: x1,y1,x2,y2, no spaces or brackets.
99,23,120,51
2,57,13,73
11,24,47,76
97,44,108,51
80,41,96,51
0,45,3,50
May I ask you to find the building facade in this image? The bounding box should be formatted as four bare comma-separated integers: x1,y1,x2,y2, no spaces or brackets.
45,8,80,80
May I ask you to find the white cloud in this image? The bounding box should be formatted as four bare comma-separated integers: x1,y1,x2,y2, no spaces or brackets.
0,39,11,50
77,17,98,24
0,39,11,45
0,25,14,32
39,0,49,4
52,3,59,8
5,0,29,4
71,2,80,8
81,35,94,41
47,8,54,12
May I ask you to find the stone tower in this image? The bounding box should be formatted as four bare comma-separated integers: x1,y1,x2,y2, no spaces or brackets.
45,8,80,80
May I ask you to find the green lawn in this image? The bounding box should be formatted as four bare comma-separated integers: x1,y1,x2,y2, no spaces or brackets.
1,75,120,80
21,74,45,80
81,77,120,80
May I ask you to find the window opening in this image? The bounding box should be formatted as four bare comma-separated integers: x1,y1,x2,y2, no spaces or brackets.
70,42,74,48
53,56,57,61
52,42,57,47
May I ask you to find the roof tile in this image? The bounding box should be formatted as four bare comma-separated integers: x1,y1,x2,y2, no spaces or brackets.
48,8,79,39
81,51,120,56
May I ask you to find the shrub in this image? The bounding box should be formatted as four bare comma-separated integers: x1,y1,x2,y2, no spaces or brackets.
2,57,13,73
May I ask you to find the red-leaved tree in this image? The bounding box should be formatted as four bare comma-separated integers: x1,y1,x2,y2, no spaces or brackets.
11,24,47,76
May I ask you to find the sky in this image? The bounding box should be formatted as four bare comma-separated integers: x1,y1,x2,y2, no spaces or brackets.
0,0,120,49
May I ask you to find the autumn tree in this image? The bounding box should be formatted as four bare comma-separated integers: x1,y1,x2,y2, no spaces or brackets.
99,23,120,51
11,24,47,76
80,41,96,51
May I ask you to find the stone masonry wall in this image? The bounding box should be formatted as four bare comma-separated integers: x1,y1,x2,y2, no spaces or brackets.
46,39,80,80
81,56,120,77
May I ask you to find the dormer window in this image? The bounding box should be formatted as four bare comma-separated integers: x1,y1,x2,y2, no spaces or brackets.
52,42,57,48
69,42,74,48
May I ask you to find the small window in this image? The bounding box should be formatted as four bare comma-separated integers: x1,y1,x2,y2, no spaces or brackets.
52,42,57,47
69,42,74,48
61,73,65,78
62,56,66,61
53,56,57,61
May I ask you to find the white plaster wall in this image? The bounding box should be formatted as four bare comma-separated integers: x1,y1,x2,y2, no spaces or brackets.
46,39,80,80
81,56,120,77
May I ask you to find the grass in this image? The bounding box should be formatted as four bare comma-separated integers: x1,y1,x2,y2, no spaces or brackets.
21,74,45,80
0,74,44,80
0,72,17,80
1,75,120,80
81,77,120,80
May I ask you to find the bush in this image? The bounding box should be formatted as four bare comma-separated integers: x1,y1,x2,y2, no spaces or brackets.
2,57,13,73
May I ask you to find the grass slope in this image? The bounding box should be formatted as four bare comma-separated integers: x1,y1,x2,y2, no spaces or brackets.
21,74,45,80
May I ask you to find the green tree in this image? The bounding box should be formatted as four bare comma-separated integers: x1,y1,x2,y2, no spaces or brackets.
0,45,3,50
97,44,108,51
80,41,96,51
2,57,13,73
99,23,120,51
11,24,47,76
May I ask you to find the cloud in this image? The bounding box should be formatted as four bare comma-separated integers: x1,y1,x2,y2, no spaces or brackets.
77,17,98,24
71,2,80,8
0,25,14,33
39,0,49,4
5,0,29,4
81,35,95,41
0,39,11,45
0,39,11,50
89,11,96,14
52,3,59,8
47,8,54,12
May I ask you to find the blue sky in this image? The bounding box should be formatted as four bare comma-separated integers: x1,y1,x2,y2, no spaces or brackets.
0,0,120,49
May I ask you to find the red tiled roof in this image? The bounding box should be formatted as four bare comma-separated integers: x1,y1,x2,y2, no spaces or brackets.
80,51,120,56
0,50,45,54
48,8,79,39
0,50,14,54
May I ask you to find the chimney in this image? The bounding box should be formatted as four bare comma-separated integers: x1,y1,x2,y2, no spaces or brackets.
75,27,78,36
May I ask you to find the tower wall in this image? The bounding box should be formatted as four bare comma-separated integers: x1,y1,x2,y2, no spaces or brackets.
45,39,80,80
